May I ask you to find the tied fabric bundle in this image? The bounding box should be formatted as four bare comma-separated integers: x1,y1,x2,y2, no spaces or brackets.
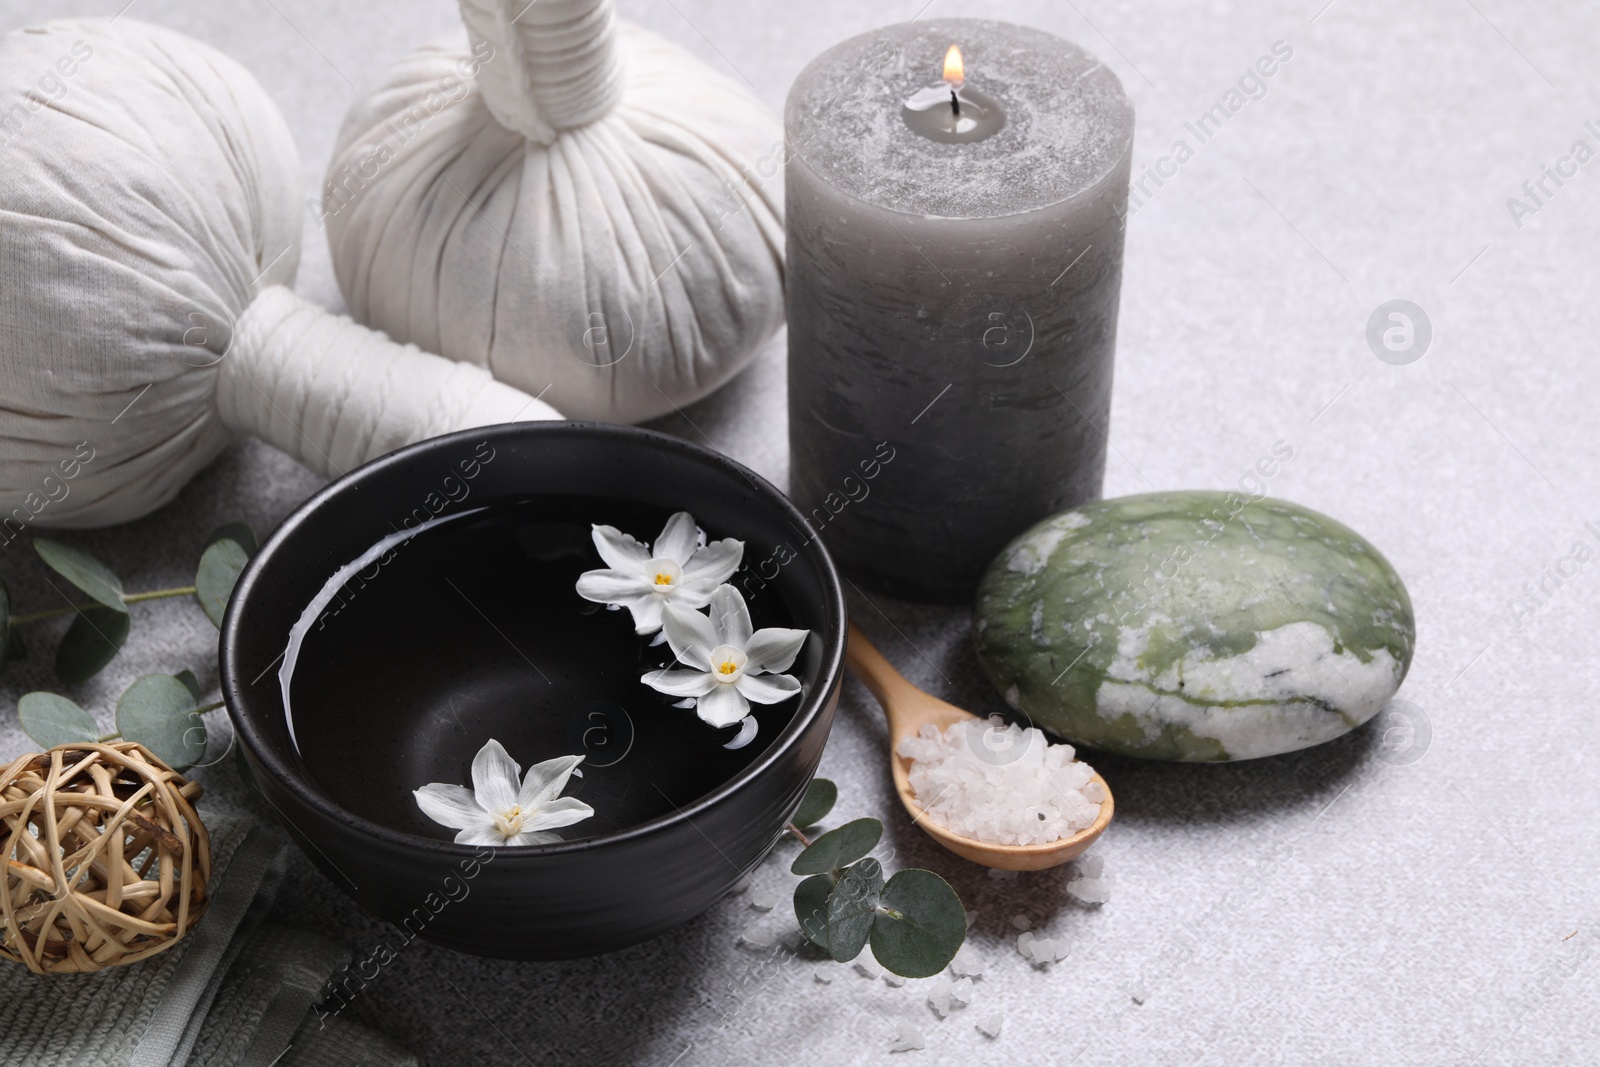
0,19,560,529
322,0,786,424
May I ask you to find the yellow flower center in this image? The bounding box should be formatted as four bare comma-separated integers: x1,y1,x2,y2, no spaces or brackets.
494,805,525,838
717,659,739,676
654,571,674,586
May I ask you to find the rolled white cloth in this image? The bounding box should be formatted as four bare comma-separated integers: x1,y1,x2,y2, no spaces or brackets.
219,286,558,479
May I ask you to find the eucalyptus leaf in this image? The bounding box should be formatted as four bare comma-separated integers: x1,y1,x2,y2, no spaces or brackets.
825,857,884,962
116,674,204,769
174,669,203,703
205,522,258,556
34,538,126,612
868,869,967,979
196,538,250,629
17,692,98,749
790,817,882,876
792,777,837,830
794,873,835,949
56,606,131,684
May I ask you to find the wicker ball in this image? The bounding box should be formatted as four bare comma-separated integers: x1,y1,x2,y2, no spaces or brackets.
0,742,211,973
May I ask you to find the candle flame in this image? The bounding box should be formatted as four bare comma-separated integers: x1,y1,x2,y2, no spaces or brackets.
943,44,964,86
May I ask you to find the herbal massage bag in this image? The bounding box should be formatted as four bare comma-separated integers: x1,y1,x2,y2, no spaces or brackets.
322,0,786,424
0,18,558,528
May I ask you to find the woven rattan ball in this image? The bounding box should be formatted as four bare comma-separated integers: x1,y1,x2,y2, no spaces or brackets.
0,742,211,974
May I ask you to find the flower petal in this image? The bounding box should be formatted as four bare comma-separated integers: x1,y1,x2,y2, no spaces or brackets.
624,594,665,635
663,602,717,670
709,585,753,647
681,538,744,584
591,525,651,571
413,784,486,830
654,511,700,565
506,830,561,846
697,683,750,727
671,576,725,609
471,739,521,815
743,627,809,674
576,569,652,604
723,715,759,750
642,668,718,697
519,754,584,808
525,796,596,831
736,672,802,705
455,825,507,847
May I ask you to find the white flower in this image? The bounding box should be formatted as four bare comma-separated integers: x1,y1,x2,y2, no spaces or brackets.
413,739,594,847
642,585,809,730
575,511,743,634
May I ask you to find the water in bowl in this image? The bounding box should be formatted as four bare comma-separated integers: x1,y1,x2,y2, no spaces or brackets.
286,497,805,843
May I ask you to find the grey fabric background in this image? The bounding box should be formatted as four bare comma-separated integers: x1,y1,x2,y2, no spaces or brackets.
2,0,1598,1064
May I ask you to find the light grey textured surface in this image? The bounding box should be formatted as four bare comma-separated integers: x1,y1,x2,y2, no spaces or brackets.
2,1,1598,1064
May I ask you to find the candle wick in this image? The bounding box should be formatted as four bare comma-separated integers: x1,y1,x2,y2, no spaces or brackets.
950,88,960,116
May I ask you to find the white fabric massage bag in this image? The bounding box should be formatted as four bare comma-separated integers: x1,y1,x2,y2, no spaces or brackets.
322,0,786,425
0,18,558,528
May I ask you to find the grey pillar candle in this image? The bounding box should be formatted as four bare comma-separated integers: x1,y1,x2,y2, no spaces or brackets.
785,19,1134,603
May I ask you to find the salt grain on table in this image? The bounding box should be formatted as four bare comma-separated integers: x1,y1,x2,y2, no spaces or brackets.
749,887,778,910
890,1021,926,1052
1067,854,1112,904
740,924,775,948
928,975,974,1018
949,943,985,977
897,718,1104,845
977,1013,1005,1038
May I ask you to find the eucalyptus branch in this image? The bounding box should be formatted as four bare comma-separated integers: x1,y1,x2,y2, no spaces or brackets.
10,586,200,625
10,528,256,768
786,778,965,979
94,699,225,744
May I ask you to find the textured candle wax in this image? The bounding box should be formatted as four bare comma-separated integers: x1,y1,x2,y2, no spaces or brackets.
785,19,1133,603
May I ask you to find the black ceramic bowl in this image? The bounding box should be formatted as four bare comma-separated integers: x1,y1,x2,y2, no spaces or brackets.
220,422,845,959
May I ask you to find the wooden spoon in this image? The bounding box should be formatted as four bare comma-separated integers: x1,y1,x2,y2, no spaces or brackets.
844,621,1113,871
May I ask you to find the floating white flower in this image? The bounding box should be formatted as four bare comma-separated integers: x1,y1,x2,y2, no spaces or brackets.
575,511,743,635
413,739,594,847
642,585,809,733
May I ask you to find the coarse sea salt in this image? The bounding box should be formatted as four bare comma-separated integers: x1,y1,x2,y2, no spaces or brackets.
890,1021,926,1052
740,923,775,948
897,717,1105,846
1016,930,1070,965
949,943,985,977
1066,853,1111,905
928,975,975,1017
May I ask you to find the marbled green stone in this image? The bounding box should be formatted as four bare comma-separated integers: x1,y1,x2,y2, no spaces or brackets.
972,492,1415,761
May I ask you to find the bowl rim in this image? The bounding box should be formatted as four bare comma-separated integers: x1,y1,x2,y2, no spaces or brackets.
220,420,847,860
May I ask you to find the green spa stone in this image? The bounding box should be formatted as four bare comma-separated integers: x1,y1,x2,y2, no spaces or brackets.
972,492,1415,761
